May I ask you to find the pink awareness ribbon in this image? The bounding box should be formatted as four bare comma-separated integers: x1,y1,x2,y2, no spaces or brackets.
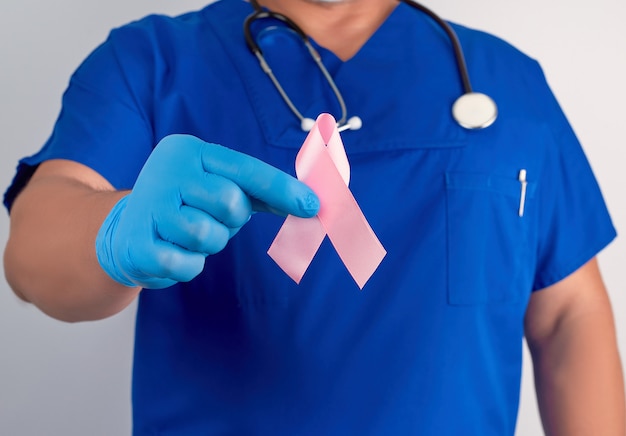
268,113,386,289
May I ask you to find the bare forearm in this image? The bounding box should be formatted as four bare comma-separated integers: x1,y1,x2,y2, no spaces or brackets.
4,170,140,322
529,307,626,435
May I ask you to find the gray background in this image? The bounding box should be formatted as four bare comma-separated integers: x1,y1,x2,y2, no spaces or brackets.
1,0,624,434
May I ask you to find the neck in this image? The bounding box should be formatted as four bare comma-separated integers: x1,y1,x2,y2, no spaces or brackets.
256,0,398,60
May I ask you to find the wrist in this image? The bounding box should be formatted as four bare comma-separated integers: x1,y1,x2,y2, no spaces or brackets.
95,195,137,287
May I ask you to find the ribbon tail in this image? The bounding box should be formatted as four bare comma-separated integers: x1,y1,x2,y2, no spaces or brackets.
268,215,326,284
326,211,386,290
305,150,386,289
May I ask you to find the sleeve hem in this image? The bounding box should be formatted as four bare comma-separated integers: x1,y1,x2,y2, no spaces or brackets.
532,227,617,292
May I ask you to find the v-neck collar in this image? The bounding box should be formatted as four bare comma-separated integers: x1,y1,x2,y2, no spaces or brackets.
204,0,469,153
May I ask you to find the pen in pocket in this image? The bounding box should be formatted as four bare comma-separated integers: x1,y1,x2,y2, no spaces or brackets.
518,169,527,217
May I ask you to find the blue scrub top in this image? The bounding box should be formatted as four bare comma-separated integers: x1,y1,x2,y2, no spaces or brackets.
4,0,616,434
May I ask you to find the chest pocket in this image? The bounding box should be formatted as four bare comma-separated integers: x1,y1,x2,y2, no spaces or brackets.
445,172,536,305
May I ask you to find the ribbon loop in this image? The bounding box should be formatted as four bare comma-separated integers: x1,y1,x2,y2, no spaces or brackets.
268,113,386,289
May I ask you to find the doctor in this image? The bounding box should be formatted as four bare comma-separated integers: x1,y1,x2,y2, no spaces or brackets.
4,0,625,434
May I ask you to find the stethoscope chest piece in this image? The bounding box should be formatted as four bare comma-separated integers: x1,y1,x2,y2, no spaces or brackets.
452,92,498,129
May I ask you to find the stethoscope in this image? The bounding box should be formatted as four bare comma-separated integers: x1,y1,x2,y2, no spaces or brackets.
244,0,498,132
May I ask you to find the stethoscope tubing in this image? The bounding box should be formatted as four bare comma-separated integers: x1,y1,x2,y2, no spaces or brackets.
243,0,496,130
244,3,349,129
400,0,473,94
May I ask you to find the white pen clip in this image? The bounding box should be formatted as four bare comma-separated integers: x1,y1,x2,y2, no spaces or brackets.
518,169,527,217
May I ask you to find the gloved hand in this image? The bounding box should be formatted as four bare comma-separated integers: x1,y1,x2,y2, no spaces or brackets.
96,134,319,289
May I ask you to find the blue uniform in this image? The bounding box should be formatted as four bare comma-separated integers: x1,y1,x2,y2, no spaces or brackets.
4,0,616,434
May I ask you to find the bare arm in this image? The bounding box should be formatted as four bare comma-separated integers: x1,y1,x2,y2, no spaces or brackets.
525,258,626,435
4,159,140,322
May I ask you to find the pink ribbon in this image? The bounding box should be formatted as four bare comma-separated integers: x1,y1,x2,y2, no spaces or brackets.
268,113,386,289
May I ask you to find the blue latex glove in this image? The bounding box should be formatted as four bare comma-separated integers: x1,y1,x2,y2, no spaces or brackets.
96,134,319,289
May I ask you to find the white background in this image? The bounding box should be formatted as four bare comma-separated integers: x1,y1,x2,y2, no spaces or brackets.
0,0,624,434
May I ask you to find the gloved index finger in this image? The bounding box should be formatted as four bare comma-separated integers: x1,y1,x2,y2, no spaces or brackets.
200,142,319,218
